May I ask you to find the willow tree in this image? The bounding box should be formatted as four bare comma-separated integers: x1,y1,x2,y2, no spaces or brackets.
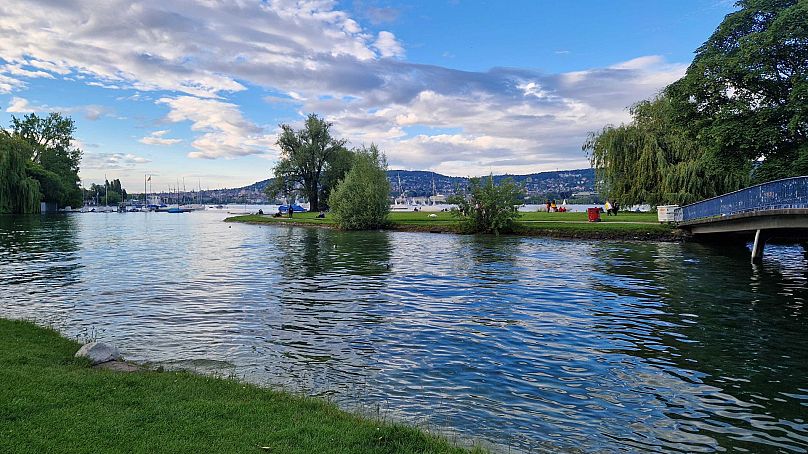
584,95,748,206
0,135,40,214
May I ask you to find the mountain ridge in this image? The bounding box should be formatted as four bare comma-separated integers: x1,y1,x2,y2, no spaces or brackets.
237,167,596,202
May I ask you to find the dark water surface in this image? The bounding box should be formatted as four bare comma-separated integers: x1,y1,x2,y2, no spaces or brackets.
2,213,807,452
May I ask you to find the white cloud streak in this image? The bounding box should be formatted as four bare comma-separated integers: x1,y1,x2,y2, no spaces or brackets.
139,129,182,146
5,96,111,120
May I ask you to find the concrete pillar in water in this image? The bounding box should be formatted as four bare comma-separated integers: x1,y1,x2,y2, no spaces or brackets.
751,229,766,264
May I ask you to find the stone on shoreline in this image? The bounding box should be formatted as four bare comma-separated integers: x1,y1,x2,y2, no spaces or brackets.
75,341,121,365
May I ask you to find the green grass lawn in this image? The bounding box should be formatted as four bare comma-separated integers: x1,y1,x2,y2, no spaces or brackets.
226,210,672,237
0,319,474,454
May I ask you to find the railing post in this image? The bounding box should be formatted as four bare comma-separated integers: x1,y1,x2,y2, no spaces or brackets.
751,229,765,264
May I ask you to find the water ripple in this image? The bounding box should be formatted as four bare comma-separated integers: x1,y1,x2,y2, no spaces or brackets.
1,213,807,452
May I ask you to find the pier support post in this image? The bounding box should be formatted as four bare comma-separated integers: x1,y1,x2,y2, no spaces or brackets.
751,229,766,264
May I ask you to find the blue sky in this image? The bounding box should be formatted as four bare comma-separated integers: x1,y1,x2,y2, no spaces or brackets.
0,0,736,191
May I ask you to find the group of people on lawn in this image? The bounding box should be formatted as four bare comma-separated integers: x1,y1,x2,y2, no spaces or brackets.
544,200,568,213
543,199,620,216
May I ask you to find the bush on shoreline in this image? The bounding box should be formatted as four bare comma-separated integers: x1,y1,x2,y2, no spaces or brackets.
328,145,391,230
449,175,522,235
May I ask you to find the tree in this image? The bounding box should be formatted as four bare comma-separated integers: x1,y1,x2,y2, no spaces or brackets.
5,113,83,208
10,113,78,163
0,135,40,214
667,0,807,182
584,94,749,206
270,114,347,211
327,145,390,230
449,175,522,234
319,147,355,209
584,0,807,204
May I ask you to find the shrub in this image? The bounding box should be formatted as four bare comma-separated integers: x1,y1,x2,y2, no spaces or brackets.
449,175,522,234
327,145,390,230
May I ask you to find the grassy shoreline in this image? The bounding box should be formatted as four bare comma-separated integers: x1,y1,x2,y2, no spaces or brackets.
226,211,681,241
0,318,473,453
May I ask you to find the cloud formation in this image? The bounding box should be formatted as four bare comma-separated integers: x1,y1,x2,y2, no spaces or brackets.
0,0,685,175
82,152,151,170
139,130,182,146
156,96,274,159
5,96,111,120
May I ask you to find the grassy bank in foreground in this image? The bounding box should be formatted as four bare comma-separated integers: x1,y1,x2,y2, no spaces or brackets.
226,211,677,240
0,319,471,454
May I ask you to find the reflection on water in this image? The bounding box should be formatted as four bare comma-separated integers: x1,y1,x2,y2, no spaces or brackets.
1,212,807,452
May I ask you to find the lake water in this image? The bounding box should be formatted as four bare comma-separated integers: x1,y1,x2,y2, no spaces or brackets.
1,212,807,452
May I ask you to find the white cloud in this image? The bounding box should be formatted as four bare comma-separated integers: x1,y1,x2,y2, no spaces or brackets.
140,130,182,146
373,31,404,58
157,96,274,159
6,96,32,112
81,152,151,170
0,0,403,97
5,96,112,120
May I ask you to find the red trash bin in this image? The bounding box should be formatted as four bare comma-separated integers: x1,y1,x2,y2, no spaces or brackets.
587,207,601,222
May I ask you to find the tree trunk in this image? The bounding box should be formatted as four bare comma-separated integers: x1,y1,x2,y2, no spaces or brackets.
308,181,319,211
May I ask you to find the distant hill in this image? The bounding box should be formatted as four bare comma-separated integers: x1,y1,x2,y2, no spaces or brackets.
210,168,596,204
387,169,596,199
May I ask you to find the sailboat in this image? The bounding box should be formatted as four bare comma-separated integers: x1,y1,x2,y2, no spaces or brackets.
180,180,207,211
390,173,411,211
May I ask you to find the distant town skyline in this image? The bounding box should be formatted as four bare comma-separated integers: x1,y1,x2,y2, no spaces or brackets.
0,0,736,190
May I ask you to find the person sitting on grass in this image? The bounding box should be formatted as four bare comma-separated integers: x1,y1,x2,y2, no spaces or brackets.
317,211,325,218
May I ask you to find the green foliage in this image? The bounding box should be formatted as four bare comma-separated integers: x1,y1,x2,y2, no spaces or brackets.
269,114,347,211
584,95,749,206
83,179,126,205
320,146,355,208
585,0,807,204
449,175,522,234
2,113,83,210
0,135,40,214
328,145,390,230
666,0,807,183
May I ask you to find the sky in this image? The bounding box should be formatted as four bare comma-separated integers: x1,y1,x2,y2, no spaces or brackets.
0,0,737,191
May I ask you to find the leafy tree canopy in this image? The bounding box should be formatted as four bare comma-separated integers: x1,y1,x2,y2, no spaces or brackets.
327,145,390,230
269,114,347,211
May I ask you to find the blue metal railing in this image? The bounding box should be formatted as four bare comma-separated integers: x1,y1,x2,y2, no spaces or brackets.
681,176,808,222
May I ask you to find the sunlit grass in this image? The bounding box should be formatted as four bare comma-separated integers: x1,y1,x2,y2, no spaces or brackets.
0,318,476,454
226,209,670,236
